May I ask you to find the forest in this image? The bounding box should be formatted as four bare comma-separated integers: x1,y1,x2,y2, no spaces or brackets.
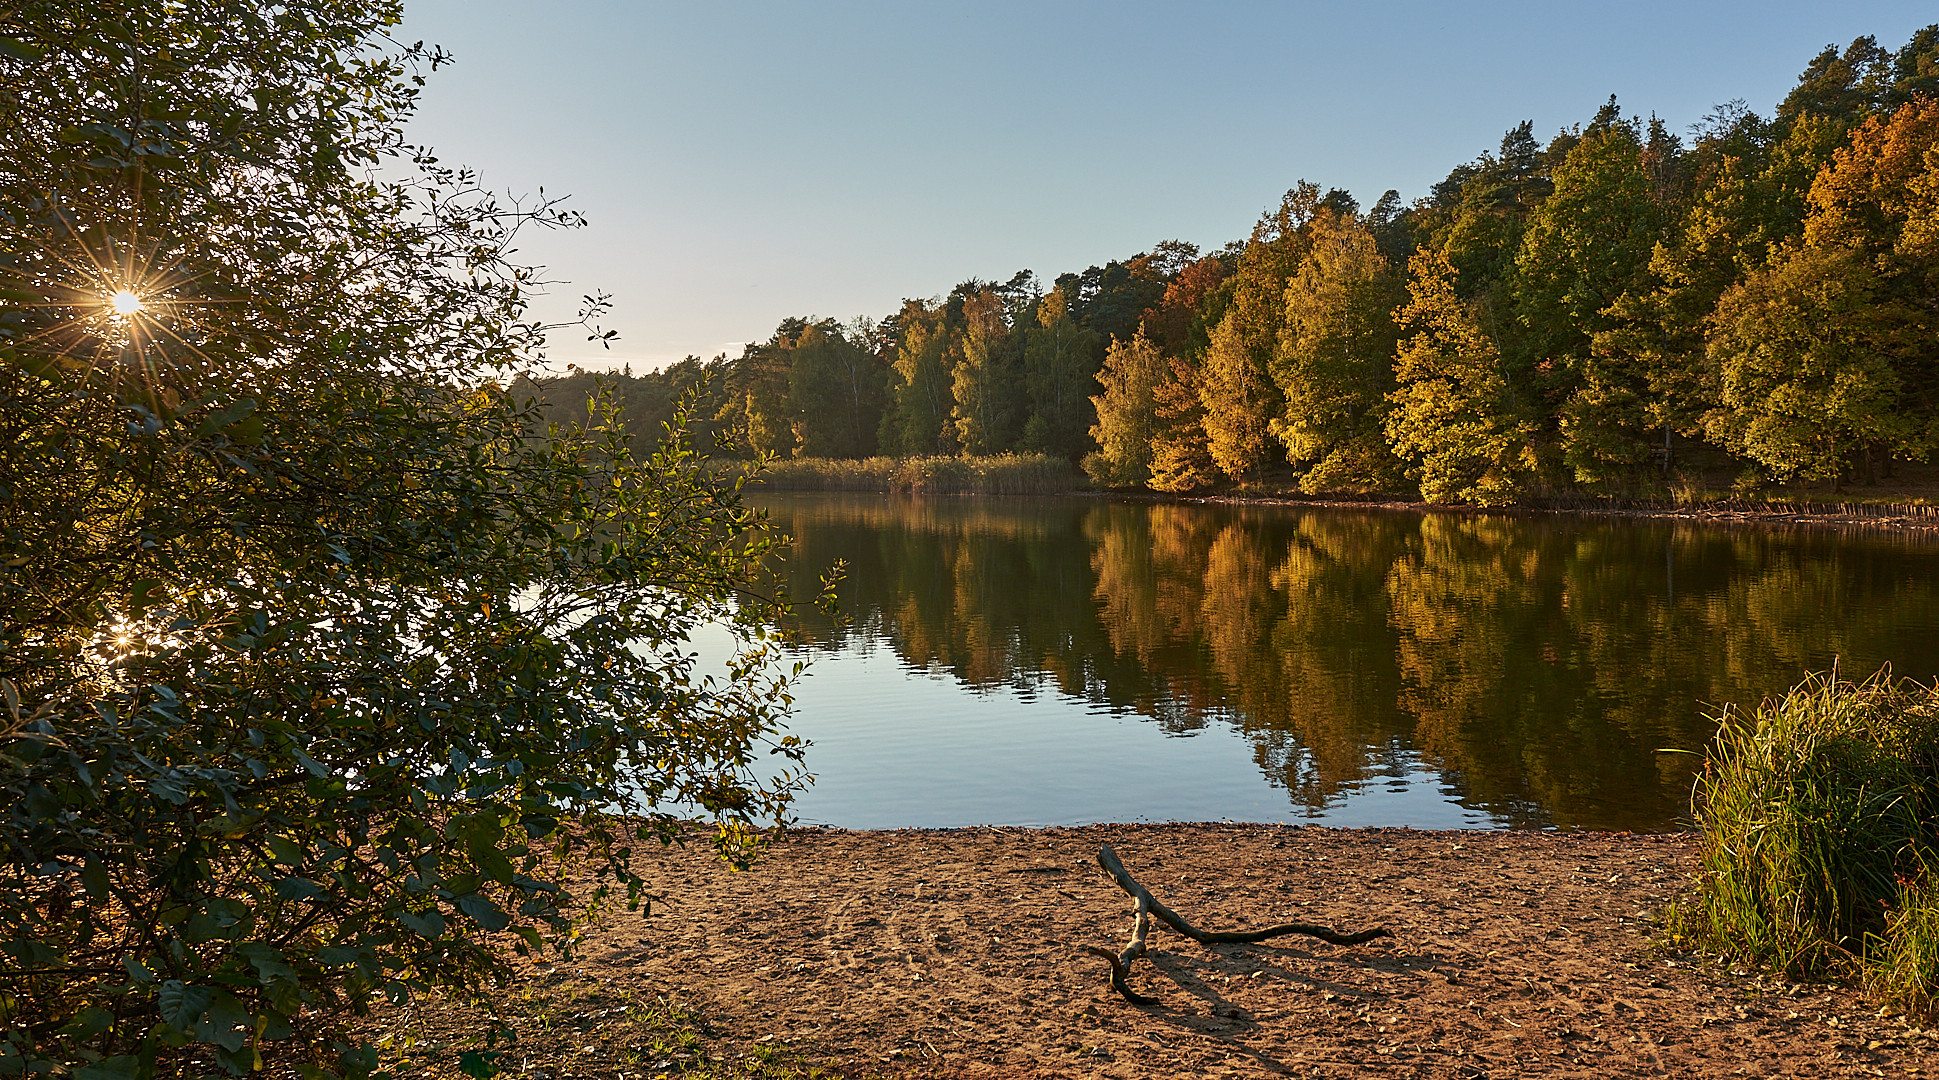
540,28,1939,505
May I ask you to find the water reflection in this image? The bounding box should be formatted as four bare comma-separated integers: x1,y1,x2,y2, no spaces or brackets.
762,494,1939,830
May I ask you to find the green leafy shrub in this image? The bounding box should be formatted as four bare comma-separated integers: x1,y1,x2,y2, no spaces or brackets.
0,4,805,1076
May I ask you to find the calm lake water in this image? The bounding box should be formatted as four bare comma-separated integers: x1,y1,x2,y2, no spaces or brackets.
742,493,1939,832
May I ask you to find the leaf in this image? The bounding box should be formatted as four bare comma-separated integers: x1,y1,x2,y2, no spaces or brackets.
195,398,259,437
195,992,252,1052
129,579,166,615
454,892,511,932
234,941,297,983
316,944,366,967
81,854,110,901
73,1058,143,1080
0,36,42,61
398,908,446,938
157,980,214,1030
274,875,326,901
289,743,328,777
474,846,516,885
59,1006,114,1039
265,835,306,865
2,937,69,968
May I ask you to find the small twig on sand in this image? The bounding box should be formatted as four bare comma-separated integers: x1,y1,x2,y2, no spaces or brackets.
1086,844,1391,1006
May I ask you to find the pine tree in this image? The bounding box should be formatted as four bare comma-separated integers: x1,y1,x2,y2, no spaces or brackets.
1149,355,1221,492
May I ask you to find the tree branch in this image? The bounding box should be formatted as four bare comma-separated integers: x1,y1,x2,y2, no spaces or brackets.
1087,844,1391,1006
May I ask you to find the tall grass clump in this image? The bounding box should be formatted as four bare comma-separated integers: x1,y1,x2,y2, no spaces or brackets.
1878,874,1939,1016
1679,668,1939,1009
742,453,1087,494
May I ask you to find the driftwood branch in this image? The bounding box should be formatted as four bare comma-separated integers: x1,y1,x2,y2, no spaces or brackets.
1087,844,1391,1005
1080,895,1159,1006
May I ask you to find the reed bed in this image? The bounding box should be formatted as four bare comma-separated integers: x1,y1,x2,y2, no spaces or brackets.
735,454,1087,495
1675,669,1939,1014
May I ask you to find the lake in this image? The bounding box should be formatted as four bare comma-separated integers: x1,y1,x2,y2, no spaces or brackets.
741,493,1939,832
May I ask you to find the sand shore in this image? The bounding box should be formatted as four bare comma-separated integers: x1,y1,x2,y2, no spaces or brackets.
448,823,1939,1078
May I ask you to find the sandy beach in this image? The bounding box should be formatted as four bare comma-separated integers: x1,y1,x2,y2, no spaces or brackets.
426,823,1939,1078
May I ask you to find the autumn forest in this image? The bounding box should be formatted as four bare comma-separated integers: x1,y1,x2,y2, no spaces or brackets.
543,29,1939,505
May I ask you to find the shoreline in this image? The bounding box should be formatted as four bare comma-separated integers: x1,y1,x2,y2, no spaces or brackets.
1163,490,1939,532
743,464,1939,532
397,823,1935,1078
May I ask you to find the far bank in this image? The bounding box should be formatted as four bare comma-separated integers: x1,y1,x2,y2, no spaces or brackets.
734,454,1939,531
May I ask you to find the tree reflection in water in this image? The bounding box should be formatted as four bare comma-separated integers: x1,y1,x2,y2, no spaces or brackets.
762,494,1939,830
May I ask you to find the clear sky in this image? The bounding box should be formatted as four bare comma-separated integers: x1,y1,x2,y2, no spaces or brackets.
397,1,1937,371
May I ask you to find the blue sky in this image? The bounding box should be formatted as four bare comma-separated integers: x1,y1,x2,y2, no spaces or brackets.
398,1,1938,370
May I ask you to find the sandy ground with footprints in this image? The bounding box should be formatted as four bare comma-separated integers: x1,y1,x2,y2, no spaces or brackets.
480,823,1939,1078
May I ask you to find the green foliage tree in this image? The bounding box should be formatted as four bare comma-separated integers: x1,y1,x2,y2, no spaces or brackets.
1513,103,1674,485
1053,249,1172,349
1595,104,1773,447
884,300,957,456
1417,123,1554,305
0,5,805,1075
1269,209,1406,493
1385,251,1538,504
1516,107,1672,343
1704,244,1910,482
1017,290,1101,460
786,320,885,459
1770,29,1939,129
1083,330,1167,487
1779,37,1895,127
1704,97,1939,483
719,322,800,460
529,357,732,456
950,286,1021,455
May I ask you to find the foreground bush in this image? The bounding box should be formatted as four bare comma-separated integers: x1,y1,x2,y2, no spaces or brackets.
1679,669,1939,1009
742,453,1087,494
1,5,805,1077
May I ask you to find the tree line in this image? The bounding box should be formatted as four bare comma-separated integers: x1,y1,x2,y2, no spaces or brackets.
543,28,1939,504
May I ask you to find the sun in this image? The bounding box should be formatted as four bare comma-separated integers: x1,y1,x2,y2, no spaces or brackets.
110,289,144,316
